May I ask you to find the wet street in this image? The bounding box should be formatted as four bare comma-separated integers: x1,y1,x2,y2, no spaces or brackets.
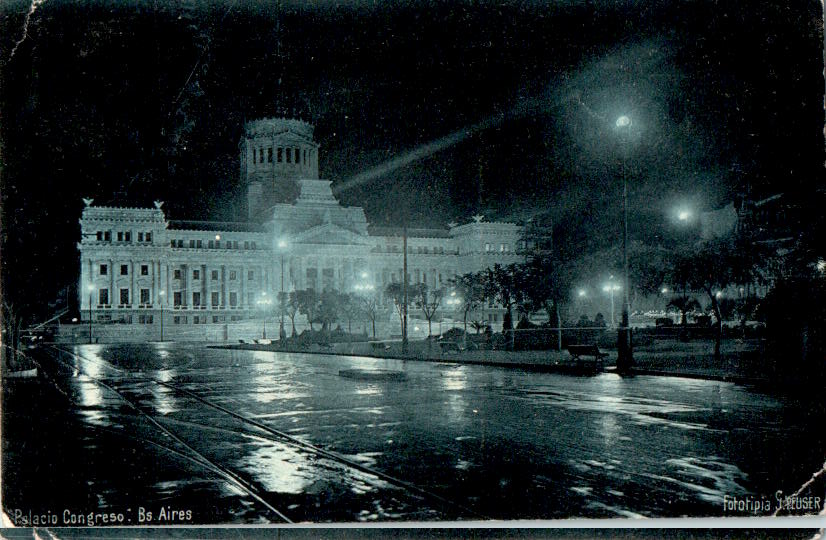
3,343,825,524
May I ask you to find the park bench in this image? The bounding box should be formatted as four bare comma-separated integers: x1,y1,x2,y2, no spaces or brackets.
566,344,607,371
369,341,391,351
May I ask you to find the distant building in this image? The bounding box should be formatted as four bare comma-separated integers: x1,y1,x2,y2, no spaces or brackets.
76,117,523,340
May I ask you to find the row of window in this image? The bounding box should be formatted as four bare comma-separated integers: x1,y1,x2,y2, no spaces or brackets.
253,145,311,165
94,231,153,243
172,269,256,281
94,288,250,308
484,243,512,253
170,239,257,250
174,315,244,324
377,245,452,254
97,265,257,281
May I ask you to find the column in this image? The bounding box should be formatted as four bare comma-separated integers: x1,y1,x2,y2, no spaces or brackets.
130,260,136,308
221,265,227,308
240,264,247,309
108,259,114,306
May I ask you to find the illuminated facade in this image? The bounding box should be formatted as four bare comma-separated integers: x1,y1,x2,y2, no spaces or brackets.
77,117,523,338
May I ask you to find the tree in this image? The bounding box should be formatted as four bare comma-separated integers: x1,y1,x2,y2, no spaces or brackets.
670,238,759,360
359,292,379,339
317,290,343,331
295,289,320,331
449,272,486,339
666,296,701,326
482,263,526,350
385,282,407,339
414,285,444,337
520,256,569,350
338,292,363,334
470,320,488,334
283,291,300,337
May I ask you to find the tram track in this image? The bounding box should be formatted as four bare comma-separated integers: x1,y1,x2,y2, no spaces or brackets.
45,344,486,520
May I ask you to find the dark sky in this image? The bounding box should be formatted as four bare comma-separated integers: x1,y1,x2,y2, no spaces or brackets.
1,0,823,315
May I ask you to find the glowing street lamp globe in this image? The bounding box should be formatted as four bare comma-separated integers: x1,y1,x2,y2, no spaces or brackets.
616,115,631,128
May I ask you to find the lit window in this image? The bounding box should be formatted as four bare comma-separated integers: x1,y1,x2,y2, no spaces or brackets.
485,243,491,252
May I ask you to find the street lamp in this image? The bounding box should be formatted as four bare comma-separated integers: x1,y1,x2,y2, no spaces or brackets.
277,239,288,341
602,282,621,328
257,291,272,339
615,114,633,372
87,284,94,344
158,289,165,342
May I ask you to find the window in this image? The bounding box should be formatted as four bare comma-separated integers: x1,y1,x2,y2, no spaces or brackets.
229,292,238,307
145,232,152,242
120,264,128,276
193,269,200,280
226,242,232,250
233,241,238,249
120,288,129,305
174,269,182,280
211,270,218,280
267,147,273,163
98,289,109,305
100,264,108,276
96,231,103,241
193,315,205,324
215,240,221,248
500,244,505,252
259,148,264,163
173,292,182,306
171,240,176,247
141,264,149,276
248,270,254,280
173,316,187,324
177,240,184,248
104,231,111,242
244,241,249,249
211,292,219,307
208,240,214,249
117,231,123,241
193,292,201,306
140,289,150,304
213,315,225,323
294,147,300,164
304,149,307,164
196,240,203,248
286,148,292,163
247,292,254,306
125,232,131,242
277,147,283,162
138,232,144,242
251,241,256,249
189,240,195,248
485,243,491,252
138,314,154,324
229,271,236,280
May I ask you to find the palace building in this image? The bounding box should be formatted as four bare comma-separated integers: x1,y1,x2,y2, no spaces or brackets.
76,116,523,340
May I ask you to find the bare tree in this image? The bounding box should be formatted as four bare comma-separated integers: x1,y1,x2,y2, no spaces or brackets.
415,285,444,337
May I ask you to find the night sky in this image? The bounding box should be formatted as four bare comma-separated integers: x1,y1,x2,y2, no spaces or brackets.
1,0,823,317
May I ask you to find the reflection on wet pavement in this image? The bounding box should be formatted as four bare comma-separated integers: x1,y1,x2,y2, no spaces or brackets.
3,341,825,523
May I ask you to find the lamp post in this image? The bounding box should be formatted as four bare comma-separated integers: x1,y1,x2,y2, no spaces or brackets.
158,289,165,342
87,284,94,344
258,291,271,339
602,282,620,328
277,239,288,341
615,115,633,372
